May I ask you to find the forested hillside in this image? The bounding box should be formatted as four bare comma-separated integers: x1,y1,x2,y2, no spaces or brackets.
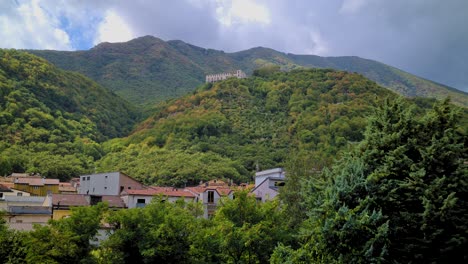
97,68,399,186
0,50,139,179
28,36,468,107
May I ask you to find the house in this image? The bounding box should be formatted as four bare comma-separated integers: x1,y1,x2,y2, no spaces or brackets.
0,196,51,231
59,182,77,194
50,194,126,220
186,180,234,218
78,172,145,196
251,168,285,202
13,177,60,196
0,183,31,201
121,187,196,209
205,70,247,83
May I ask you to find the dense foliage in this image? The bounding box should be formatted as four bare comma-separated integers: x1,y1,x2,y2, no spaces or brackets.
98,68,394,186
29,36,468,107
0,50,139,179
0,98,465,263
273,98,467,263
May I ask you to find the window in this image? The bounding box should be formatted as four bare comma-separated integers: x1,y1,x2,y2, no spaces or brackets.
15,219,23,223
17,193,23,196
136,198,146,208
87,176,90,180
82,177,86,181
128,186,131,189
0,193,3,199
120,186,124,193
104,187,107,190
207,191,214,203
105,176,108,178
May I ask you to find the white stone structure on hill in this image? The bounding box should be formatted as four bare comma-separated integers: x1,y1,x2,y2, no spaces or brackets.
206,70,246,83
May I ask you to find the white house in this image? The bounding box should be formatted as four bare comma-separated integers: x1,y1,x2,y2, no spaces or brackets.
185,181,233,218
251,168,286,202
78,172,145,196
121,187,196,209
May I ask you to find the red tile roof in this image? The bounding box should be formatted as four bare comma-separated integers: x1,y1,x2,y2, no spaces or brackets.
101,195,126,208
0,184,12,192
52,194,88,206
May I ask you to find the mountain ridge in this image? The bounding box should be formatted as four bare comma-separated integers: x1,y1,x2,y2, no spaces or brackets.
27,35,468,107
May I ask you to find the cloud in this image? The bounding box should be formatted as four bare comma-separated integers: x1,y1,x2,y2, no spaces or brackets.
94,10,135,45
0,0,466,91
0,0,71,50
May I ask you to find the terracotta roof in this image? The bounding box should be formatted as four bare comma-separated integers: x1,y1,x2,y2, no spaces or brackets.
15,178,59,186
102,195,126,208
52,194,88,207
0,184,12,192
184,186,206,195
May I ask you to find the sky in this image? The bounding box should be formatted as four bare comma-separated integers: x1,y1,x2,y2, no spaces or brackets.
1,0,467,92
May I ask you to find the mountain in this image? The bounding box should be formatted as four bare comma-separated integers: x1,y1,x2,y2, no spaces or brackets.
97,68,405,186
0,49,139,179
28,36,468,107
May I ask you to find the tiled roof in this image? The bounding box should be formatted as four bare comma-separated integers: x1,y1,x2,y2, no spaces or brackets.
0,184,12,192
102,195,126,208
52,194,88,206
15,178,59,186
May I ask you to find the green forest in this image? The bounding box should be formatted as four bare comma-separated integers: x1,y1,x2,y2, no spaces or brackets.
0,50,139,180
1,98,466,263
0,50,467,263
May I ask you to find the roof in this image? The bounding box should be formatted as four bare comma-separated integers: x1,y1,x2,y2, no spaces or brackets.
8,206,51,215
5,196,46,203
101,195,126,208
255,168,285,177
59,183,76,192
0,184,12,192
52,194,126,208
15,178,59,186
52,194,88,206
123,187,195,198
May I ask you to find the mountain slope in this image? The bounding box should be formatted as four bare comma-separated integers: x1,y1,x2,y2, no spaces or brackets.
28,36,468,107
0,49,139,179
97,68,401,186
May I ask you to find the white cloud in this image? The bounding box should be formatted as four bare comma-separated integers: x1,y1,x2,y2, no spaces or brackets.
216,0,271,26
0,0,71,50
94,10,135,45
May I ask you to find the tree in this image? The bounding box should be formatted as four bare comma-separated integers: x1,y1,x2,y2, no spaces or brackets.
279,98,467,263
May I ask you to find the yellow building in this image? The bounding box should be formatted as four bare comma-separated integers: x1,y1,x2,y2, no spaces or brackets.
14,177,59,196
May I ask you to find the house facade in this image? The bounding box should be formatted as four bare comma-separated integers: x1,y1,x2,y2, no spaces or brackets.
205,70,247,83
13,177,59,196
121,187,196,209
251,168,286,202
78,172,145,196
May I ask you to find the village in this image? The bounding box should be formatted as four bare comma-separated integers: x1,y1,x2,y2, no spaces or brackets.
0,168,285,231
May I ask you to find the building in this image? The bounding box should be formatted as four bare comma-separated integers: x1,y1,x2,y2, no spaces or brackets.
0,196,51,231
59,182,77,194
50,194,126,220
78,172,145,196
251,168,285,202
13,177,59,196
206,70,247,83
121,187,196,209
0,183,31,201
185,180,234,218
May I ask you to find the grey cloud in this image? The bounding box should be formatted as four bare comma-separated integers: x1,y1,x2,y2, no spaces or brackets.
104,0,468,91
